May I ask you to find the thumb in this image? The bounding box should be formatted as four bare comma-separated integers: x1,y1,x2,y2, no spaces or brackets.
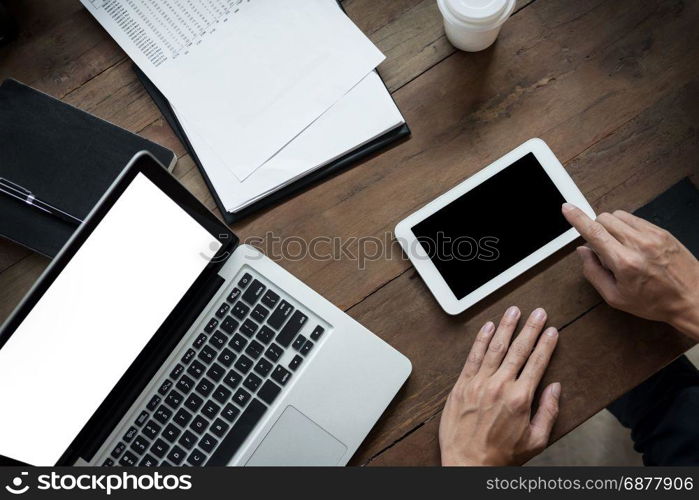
528,382,561,452
576,246,619,303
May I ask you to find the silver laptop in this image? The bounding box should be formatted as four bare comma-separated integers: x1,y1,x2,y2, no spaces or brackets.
0,152,411,467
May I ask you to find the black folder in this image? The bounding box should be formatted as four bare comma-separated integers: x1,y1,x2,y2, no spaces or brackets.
0,79,176,258
134,65,410,225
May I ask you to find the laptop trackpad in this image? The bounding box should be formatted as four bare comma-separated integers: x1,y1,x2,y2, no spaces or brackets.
245,406,347,466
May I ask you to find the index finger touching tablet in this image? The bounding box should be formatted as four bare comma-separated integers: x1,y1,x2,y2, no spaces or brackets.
562,203,625,265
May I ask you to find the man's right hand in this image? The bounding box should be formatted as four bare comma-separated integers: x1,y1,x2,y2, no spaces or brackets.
562,203,699,341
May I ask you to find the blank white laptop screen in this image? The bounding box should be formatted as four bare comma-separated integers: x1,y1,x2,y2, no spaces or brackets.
0,173,221,465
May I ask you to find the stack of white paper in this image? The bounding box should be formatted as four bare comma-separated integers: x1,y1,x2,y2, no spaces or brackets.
82,0,405,213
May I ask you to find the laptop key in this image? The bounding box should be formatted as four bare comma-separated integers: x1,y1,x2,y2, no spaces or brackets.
119,451,138,466
195,379,214,398
174,408,193,427
267,300,294,329
256,325,275,344
300,340,314,356
131,435,150,455
139,454,157,467
158,380,173,395
154,405,172,424
135,410,149,426
184,393,204,412
103,458,114,466
217,348,236,367
232,388,251,407
199,434,218,453
213,385,232,404
245,340,263,359
234,355,253,374
231,302,250,320
143,420,161,440
178,430,198,450
310,325,325,341
123,426,138,443
258,380,282,405
229,333,247,353
238,273,252,288
276,311,308,347
176,375,195,394
187,449,206,466
265,343,283,362
261,289,280,309
292,334,306,351
289,354,303,371
198,345,217,364
243,373,262,392
221,316,239,334
111,442,126,458
211,418,230,438
163,424,181,443
207,362,225,382
223,370,242,390
215,302,230,319
192,334,207,350
190,415,208,435
271,365,291,386
227,287,242,303
221,403,240,423
202,400,221,420
240,319,258,338
254,358,273,377
170,363,185,380
146,395,161,411
204,318,218,334
209,331,227,350
166,446,186,465
187,360,206,379
251,304,269,323
207,399,268,465
181,348,196,365
151,439,170,458
242,279,265,305
165,390,184,409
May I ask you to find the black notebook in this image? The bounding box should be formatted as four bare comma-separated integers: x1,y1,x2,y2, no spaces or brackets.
0,79,176,258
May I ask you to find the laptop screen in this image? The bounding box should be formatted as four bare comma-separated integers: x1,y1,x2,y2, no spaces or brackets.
0,172,222,465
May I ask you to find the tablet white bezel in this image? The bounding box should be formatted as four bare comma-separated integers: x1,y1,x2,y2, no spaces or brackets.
394,138,595,315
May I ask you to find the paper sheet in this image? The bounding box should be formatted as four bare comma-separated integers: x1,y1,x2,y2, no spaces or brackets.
176,72,405,213
81,0,385,180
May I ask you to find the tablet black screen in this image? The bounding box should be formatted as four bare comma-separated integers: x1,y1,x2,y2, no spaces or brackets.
411,153,571,300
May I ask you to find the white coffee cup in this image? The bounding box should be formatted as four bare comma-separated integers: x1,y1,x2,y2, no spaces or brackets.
437,0,516,52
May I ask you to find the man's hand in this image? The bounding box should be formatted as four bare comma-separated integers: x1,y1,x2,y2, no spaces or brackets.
562,204,699,341
439,306,560,466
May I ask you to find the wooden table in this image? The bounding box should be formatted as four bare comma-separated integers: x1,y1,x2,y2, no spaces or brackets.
1,0,697,466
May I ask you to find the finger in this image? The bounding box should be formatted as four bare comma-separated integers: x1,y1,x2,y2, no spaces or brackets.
562,203,626,267
596,212,637,244
459,321,496,379
498,308,548,378
519,327,559,386
612,210,652,232
576,246,620,304
528,382,561,451
481,306,520,374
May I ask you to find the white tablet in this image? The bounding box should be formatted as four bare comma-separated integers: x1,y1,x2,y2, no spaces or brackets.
395,138,595,315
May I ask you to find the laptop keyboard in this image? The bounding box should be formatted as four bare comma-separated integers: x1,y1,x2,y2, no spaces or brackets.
102,269,327,467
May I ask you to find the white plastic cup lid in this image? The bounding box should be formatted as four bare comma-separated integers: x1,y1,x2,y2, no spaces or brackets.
443,0,512,25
